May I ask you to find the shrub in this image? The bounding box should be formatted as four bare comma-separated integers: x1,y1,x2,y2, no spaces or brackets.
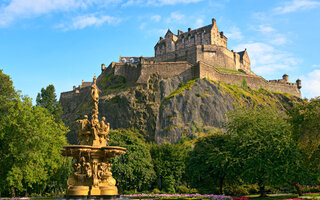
246,184,259,194
177,185,190,194
189,188,199,194
224,185,249,197
152,188,161,194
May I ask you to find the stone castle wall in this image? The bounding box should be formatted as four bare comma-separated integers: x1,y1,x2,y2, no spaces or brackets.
109,61,195,84
198,62,301,97
103,60,301,97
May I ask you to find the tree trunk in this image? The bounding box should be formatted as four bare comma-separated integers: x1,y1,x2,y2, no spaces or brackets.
258,179,267,197
293,183,302,196
10,186,15,197
219,176,225,194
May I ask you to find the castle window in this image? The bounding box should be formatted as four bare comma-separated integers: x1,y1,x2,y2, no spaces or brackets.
195,34,197,41
182,38,184,43
201,32,204,38
188,36,191,43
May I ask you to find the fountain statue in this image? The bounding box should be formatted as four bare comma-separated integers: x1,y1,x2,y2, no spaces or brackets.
62,75,126,198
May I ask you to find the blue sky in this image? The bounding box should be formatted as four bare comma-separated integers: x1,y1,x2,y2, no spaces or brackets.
1,0,320,101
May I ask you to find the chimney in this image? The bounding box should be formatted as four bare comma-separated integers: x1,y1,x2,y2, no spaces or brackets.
282,74,289,83
212,18,216,25
160,36,163,40
188,28,191,32
178,30,183,35
101,63,106,71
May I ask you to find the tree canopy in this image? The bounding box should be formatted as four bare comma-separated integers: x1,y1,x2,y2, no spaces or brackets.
36,84,63,123
0,71,69,197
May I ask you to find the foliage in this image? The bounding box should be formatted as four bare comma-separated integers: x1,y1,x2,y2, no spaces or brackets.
150,143,190,193
209,79,298,109
287,97,320,164
36,84,63,123
0,96,69,196
109,128,156,192
0,71,70,197
186,132,234,194
226,107,297,197
99,72,126,94
163,79,197,102
215,67,246,75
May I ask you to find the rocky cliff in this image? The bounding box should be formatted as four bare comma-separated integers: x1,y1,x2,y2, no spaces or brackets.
60,70,299,144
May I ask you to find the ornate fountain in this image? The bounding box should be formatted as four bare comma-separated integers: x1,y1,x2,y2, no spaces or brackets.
62,75,126,198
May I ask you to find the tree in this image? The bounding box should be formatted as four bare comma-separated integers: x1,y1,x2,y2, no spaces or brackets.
286,97,320,195
0,69,17,138
150,143,189,193
109,128,156,192
226,107,296,197
0,96,69,196
36,84,62,123
0,71,70,197
186,132,234,194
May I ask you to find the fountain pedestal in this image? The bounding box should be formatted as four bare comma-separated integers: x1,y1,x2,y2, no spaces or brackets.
61,76,126,199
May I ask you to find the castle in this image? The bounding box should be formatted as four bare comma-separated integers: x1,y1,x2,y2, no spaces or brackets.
61,18,302,98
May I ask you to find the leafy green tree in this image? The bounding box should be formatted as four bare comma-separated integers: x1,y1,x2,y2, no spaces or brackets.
0,69,17,138
226,107,296,197
150,143,189,193
186,133,234,194
36,84,62,123
109,128,156,192
286,97,320,195
0,71,70,197
0,96,69,197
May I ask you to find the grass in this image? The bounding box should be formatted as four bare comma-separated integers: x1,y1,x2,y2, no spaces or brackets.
163,79,197,103
215,67,246,75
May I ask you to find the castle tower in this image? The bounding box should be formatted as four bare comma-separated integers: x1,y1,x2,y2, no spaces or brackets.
283,74,289,83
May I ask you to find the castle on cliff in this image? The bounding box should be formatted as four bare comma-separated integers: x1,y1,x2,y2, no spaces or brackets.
61,18,302,98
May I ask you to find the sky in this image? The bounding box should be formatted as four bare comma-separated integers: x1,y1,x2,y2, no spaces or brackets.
1,0,320,102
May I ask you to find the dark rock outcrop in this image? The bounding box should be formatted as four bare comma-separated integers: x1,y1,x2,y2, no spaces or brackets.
60,71,299,144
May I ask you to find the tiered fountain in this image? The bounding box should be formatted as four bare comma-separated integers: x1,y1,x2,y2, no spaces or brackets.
62,75,126,199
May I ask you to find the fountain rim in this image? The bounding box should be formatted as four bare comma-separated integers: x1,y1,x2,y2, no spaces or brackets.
62,145,127,151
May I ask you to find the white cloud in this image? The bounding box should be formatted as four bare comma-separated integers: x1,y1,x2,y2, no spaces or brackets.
122,0,202,7
57,14,120,30
0,0,96,26
233,42,300,76
0,0,122,27
194,18,204,27
139,22,147,29
302,69,320,98
166,12,185,24
273,0,320,14
312,64,320,68
257,25,275,33
225,26,243,41
269,34,288,45
151,14,161,22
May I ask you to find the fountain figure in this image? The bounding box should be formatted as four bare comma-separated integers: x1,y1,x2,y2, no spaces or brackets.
62,75,126,198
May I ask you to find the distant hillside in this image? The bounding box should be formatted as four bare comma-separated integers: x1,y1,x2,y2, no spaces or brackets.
60,70,300,144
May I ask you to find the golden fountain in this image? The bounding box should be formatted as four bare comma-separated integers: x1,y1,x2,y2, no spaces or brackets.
62,75,126,198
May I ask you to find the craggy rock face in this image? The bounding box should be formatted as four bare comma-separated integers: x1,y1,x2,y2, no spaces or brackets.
60,72,300,145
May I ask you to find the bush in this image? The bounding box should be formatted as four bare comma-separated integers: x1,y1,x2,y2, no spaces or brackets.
123,190,136,195
152,188,161,194
224,185,249,197
177,185,190,194
246,184,259,194
189,188,198,194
